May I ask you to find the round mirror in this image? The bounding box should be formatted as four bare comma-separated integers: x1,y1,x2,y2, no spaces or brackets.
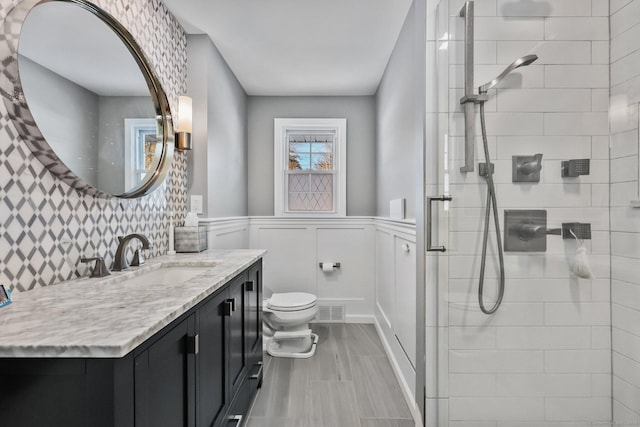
0,0,174,198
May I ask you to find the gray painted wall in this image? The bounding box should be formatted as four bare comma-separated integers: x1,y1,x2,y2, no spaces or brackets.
375,3,416,219
97,96,155,194
247,96,376,216
187,34,248,218
19,55,100,186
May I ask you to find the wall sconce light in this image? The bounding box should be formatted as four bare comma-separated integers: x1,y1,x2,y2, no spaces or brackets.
175,95,192,150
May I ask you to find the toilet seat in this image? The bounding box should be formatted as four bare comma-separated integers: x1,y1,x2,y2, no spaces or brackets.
267,292,317,312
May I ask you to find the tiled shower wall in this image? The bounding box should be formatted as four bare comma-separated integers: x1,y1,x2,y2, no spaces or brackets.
429,0,612,425
0,0,187,292
610,0,640,421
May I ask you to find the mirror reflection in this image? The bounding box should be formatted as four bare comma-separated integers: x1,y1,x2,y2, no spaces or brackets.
17,2,160,195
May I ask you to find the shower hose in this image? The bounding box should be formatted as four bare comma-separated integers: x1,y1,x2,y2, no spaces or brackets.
478,101,505,314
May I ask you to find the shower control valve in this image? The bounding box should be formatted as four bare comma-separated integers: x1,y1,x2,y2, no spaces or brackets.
513,154,543,183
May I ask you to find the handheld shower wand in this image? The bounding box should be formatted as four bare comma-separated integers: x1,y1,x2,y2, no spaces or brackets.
463,54,538,314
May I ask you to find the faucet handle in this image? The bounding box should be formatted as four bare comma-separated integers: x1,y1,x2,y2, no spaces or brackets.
81,256,111,278
131,249,146,267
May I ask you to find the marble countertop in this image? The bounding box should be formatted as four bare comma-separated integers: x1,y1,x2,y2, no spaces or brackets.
0,249,265,358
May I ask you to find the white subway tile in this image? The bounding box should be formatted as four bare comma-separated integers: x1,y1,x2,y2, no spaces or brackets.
592,326,612,349
591,41,610,64
613,376,640,415
544,65,609,88
592,183,610,207
450,349,544,373
450,326,498,349
612,327,640,361
611,156,639,183
497,0,592,16
611,74,640,105
498,41,591,64
613,352,640,390
611,0,640,38
591,89,609,112
447,184,486,208
497,422,590,427
449,397,544,421
476,17,544,41
544,350,611,373
591,279,612,301
612,303,640,336
591,0,609,16
612,49,640,86
611,207,640,233
496,89,591,112
544,397,611,421
612,255,640,284
544,113,609,136
544,302,611,326
496,183,591,208
613,399,640,422
449,41,497,65
497,326,591,349
496,373,591,397
449,373,497,396
592,373,612,396
611,21,640,62
610,130,639,159
496,136,591,160
611,0,634,15
610,182,638,207
613,280,640,312
449,302,545,326
610,101,638,135
545,17,609,40
612,233,640,258
591,136,609,160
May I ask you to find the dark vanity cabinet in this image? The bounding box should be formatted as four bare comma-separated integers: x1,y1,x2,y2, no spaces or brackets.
0,259,262,427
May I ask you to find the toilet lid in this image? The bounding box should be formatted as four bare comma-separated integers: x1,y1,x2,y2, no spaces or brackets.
268,292,317,311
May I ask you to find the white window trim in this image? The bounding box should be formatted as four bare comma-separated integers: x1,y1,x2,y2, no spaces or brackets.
274,118,347,217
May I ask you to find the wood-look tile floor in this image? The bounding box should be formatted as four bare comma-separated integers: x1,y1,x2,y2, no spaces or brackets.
247,324,415,427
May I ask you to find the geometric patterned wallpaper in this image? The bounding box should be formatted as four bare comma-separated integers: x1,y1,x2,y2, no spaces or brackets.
0,0,187,292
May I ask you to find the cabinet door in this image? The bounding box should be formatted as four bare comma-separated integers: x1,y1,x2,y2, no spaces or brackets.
198,290,229,427
135,316,196,427
227,274,247,400
245,260,262,361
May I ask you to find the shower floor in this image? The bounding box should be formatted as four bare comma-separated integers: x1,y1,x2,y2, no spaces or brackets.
246,323,415,427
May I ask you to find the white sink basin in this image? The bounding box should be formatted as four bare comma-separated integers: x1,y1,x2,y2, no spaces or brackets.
119,266,211,286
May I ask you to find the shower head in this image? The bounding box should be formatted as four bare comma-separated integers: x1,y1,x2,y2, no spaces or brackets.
478,54,538,94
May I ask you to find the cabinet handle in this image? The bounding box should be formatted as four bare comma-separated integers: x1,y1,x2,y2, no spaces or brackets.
250,362,263,380
186,334,199,355
245,280,255,292
427,195,453,252
223,300,234,317
228,415,243,426
230,298,236,312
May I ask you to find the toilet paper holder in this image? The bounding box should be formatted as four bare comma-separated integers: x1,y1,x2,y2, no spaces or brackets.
319,262,341,269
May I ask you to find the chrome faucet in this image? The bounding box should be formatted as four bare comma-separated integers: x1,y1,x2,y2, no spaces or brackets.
112,234,151,271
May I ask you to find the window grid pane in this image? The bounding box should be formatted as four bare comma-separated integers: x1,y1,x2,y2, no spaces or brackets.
287,173,333,212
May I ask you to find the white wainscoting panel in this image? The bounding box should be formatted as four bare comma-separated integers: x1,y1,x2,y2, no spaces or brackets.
201,217,250,250
376,229,396,329
395,236,417,368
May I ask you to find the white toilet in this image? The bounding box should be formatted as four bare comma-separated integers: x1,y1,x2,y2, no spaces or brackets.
262,292,319,358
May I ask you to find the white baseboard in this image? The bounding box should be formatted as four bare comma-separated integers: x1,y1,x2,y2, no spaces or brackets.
373,318,424,427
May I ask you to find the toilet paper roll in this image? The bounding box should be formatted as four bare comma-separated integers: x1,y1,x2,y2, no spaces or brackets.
321,262,334,272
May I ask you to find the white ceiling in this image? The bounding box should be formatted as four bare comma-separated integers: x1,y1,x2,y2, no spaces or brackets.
162,0,414,96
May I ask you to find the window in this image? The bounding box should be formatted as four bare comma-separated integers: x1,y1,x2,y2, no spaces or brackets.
274,118,346,217
124,118,158,189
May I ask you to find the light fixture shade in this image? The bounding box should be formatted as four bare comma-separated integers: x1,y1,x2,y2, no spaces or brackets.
177,96,192,133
